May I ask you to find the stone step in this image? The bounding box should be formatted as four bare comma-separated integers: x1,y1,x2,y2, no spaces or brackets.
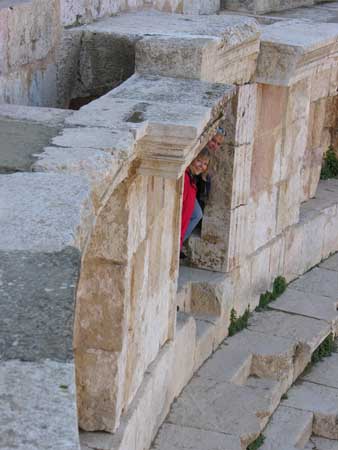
177,266,226,315
153,423,242,450
151,253,338,450
70,11,260,85
221,0,322,15
259,349,338,449
165,376,283,448
260,406,313,450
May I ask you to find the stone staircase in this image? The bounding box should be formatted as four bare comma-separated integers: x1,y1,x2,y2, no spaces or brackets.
151,253,338,449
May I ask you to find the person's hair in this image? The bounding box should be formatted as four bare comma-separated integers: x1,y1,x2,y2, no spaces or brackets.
216,127,226,137
196,147,211,161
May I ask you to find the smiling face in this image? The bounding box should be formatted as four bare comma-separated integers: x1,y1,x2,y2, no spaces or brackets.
190,156,209,176
207,133,224,151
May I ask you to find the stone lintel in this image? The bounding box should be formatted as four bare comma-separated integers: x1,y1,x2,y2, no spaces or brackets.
66,74,236,179
137,118,224,178
256,20,338,86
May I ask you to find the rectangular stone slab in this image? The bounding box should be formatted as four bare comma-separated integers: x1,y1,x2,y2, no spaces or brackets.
197,328,296,383
0,360,80,450
301,352,338,390
260,405,313,450
153,423,241,450
0,247,80,362
291,267,338,299
0,118,61,172
248,310,331,353
167,376,282,441
256,20,338,85
269,288,338,332
283,381,338,439
320,253,338,272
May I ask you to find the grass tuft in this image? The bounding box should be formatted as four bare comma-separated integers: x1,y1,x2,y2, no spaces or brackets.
247,434,265,450
320,146,338,180
256,276,287,311
229,307,250,336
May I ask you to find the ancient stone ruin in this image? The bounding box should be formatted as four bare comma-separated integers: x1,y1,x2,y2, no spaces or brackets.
1,1,338,449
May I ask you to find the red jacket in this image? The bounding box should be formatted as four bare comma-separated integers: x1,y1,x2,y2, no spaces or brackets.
180,169,197,248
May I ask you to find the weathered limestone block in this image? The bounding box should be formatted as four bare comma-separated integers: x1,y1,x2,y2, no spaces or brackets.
167,375,281,448
0,63,59,106
284,382,338,440
311,67,331,102
67,73,235,178
291,266,338,300
322,203,338,260
153,423,241,450
281,178,338,281
71,30,137,102
56,29,83,108
222,0,317,14
0,0,61,105
0,105,70,173
256,21,338,87
0,172,92,449
248,187,278,253
75,348,125,432
75,172,179,431
271,287,338,334
276,173,301,234
80,11,259,85
150,0,220,14
35,145,131,211
0,360,80,450
188,85,257,272
0,173,92,360
60,0,144,27
74,180,130,431
135,14,260,84
260,406,313,450
0,0,60,75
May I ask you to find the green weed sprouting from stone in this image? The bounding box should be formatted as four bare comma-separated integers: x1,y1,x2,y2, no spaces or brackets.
311,333,335,364
256,276,287,311
247,434,265,450
272,276,287,298
320,146,338,180
229,307,250,336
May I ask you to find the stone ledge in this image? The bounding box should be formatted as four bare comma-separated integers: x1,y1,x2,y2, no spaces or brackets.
75,11,260,85
62,74,236,179
0,172,93,252
256,20,338,85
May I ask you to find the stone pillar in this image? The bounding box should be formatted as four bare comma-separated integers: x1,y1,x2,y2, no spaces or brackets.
74,172,183,432
255,20,338,227
187,84,257,272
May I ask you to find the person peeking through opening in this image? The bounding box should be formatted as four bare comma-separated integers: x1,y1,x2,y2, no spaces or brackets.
180,148,211,251
180,128,226,257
